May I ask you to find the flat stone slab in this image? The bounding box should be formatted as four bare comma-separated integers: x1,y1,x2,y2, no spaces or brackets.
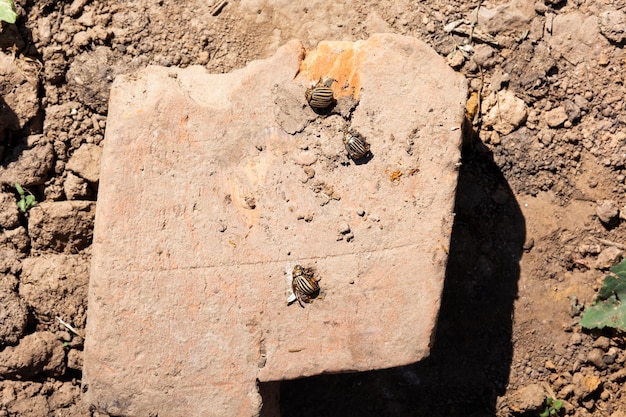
83,34,467,416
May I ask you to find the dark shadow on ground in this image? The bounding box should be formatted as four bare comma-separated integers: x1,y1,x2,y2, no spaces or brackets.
275,138,526,417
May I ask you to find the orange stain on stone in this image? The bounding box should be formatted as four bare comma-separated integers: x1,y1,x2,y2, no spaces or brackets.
297,41,366,100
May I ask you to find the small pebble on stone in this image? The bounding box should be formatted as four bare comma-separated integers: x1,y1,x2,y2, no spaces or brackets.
244,196,256,210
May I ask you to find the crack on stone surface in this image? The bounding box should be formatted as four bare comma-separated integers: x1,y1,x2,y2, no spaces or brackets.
110,242,435,272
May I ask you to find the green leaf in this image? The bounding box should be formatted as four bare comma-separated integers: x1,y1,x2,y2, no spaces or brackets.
0,0,17,24
553,399,563,409
580,258,626,331
14,182,24,196
539,410,549,417
15,183,36,212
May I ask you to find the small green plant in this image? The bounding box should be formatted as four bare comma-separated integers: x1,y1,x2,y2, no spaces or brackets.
580,257,626,331
15,183,36,213
539,397,563,417
0,0,17,24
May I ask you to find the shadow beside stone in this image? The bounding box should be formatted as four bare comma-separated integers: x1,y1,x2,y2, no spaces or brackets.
276,137,526,417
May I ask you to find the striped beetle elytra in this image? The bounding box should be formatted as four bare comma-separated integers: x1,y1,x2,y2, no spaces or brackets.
343,130,371,160
305,77,336,110
291,264,320,308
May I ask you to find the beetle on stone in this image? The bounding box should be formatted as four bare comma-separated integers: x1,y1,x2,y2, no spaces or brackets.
290,264,320,308
305,77,336,110
343,130,371,160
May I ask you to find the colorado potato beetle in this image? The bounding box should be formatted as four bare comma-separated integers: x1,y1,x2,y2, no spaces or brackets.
291,264,320,308
305,77,336,110
343,130,371,160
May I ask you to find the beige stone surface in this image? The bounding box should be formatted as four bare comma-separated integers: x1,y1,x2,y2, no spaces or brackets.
83,34,466,416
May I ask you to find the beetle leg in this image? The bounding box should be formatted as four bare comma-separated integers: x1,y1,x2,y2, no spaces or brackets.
295,290,306,308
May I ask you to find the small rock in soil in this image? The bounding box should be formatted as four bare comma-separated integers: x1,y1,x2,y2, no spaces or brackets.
2,226,30,254
28,201,95,252
47,381,79,410
563,99,582,123
596,199,619,226
619,205,626,221
569,332,583,346
594,246,622,269
19,254,89,327
544,106,568,128
592,336,610,350
0,191,20,229
599,10,626,44
549,13,601,66
66,143,103,183
507,383,545,413
66,46,126,114
446,50,465,69
483,89,528,134
67,349,83,371
0,247,24,275
587,348,607,370
582,398,595,411
476,2,536,34
64,172,90,200
578,243,601,256
0,135,55,187
604,347,618,365
558,384,575,400
0,52,40,131
568,294,584,317
0,283,28,346
7,394,49,417
472,44,498,69
572,372,601,399
0,332,66,378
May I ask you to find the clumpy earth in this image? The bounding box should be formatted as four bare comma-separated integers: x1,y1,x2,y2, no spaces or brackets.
1,0,626,416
